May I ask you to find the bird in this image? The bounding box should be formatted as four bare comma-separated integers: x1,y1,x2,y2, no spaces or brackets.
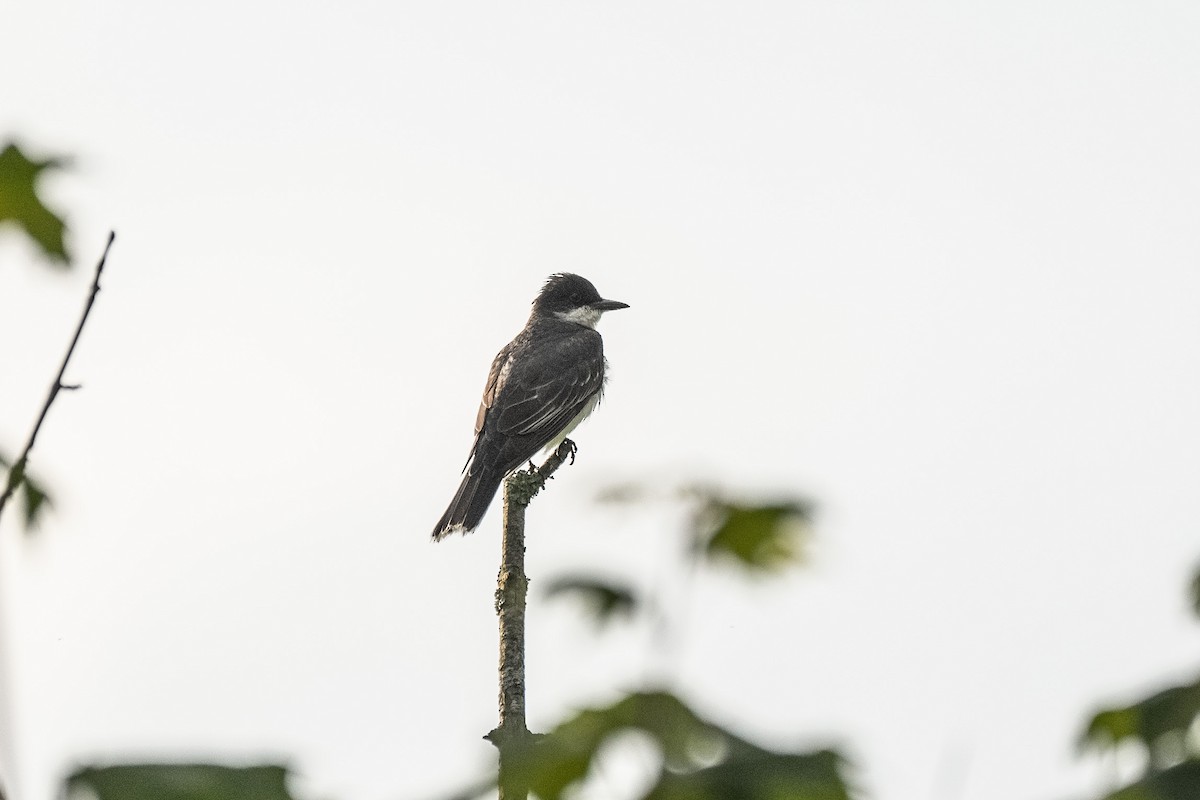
432,273,629,540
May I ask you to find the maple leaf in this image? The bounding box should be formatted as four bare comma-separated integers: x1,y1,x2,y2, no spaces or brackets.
0,141,70,265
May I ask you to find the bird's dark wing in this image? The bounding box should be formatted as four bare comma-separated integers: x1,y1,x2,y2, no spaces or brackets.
458,343,514,473
475,343,513,436
491,330,604,441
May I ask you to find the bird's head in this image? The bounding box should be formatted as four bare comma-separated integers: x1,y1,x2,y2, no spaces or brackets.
532,273,629,328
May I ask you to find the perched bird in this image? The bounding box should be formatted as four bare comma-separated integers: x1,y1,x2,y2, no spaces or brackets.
432,273,629,540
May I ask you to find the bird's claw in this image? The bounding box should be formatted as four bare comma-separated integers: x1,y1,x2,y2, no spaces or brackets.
564,438,577,465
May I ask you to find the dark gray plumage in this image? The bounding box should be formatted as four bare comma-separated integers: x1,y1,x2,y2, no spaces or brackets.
432,274,628,540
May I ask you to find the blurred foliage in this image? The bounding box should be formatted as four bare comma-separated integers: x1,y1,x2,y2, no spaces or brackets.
694,498,811,573
55,490,844,800
0,448,54,532
65,764,298,800
543,574,639,629
1097,761,1200,800
1077,564,1200,799
526,487,845,799
0,140,70,265
489,691,853,800
1081,679,1200,759
44,479,1200,800
546,485,812,635
52,480,1200,800
0,137,72,534
547,485,812,639
596,482,814,574
1189,565,1200,620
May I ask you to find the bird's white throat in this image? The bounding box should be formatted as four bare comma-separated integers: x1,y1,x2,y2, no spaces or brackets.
554,306,603,328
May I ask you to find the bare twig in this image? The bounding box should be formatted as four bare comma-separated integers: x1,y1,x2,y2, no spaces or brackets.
0,231,115,525
486,438,577,800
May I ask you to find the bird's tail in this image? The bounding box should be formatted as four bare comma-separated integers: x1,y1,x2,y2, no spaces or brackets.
431,464,504,541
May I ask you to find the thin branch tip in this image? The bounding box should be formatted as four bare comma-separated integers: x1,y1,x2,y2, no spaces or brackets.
0,234,115,524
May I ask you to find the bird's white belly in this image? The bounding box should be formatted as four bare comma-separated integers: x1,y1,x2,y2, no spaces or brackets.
544,392,601,452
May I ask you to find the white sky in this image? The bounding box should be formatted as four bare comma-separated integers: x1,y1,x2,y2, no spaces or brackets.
3,2,1200,799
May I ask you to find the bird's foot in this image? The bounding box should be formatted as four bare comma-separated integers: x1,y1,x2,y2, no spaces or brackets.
563,438,577,465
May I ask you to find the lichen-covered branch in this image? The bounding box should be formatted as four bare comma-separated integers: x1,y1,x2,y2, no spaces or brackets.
486,438,576,800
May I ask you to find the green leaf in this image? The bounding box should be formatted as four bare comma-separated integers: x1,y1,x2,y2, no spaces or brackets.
65,764,298,800
1102,787,1159,800
0,142,70,265
1152,761,1200,800
0,452,52,533
1101,760,1200,800
648,750,851,800
1139,682,1200,748
697,499,812,573
506,691,854,800
1081,707,1142,751
20,471,52,531
1080,678,1200,759
544,575,640,628
514,736,593,800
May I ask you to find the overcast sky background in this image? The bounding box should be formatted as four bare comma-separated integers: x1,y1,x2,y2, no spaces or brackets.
3,2,1200,800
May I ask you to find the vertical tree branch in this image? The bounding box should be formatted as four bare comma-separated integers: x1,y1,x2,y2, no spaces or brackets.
496,487,530,743
0,231,115,525
486,438,576,800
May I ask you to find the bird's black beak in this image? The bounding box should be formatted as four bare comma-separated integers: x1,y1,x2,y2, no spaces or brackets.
592,299,630,312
